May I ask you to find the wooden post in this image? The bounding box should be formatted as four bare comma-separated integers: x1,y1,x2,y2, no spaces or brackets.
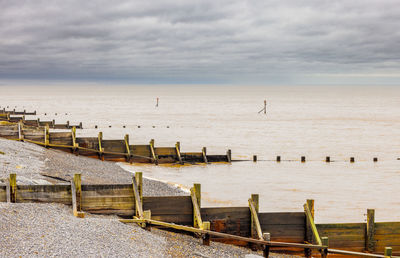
71,126,78,155
305,199,315,257
202,221,211,246
73,174,82,212
202,147,208,163
263,233,271,258
175,142,183,165
9,173,16,203
136,172,143,211
253,155,257,162
366,209,375,252
71,174,84,218
325,156,330,162
18,121,23,141
44,124,49,146
321,237,329,258
132,173,144,219
276,156,281,162
304,200,321,246
98,132,104,161
227,149,232,163
385,247,392,257
149,139,158,165
250,194,261,239
264,100,266,114
124,134,131,163
191,183,203,229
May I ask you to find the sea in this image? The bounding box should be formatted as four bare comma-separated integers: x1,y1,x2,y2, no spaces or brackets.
1,84,400,223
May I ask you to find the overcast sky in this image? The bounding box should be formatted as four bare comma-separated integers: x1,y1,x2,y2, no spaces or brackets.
0,0,399,85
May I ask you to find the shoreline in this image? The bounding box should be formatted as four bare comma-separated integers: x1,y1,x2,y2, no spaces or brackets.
0,137,280,257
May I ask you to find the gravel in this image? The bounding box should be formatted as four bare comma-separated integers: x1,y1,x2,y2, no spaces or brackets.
0,138,298,257
0,202,265,258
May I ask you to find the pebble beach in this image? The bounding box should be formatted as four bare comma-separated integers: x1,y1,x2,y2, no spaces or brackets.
0,138,294,257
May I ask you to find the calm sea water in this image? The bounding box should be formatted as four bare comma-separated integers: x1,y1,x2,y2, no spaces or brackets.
1,84,400,223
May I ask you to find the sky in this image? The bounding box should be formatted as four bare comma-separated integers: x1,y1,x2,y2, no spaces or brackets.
0,0,399,85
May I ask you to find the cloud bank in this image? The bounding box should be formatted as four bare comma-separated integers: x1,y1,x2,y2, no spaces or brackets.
0,0,399,85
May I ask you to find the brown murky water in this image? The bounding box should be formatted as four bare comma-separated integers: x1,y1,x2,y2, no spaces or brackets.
1,84,400,223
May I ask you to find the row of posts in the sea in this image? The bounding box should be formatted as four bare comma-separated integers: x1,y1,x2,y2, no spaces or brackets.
252,155,379,162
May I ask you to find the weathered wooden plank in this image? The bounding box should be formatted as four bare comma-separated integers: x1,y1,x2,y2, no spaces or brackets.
80,183,134,215
202,207,250,236
206,155,229,162
375,234,400,241
261,224,305,238
149,214,194,225
317,223,366,230
102,140,125,153
155,147,176,156
259,212,305,225
81,184,132,193
182,152,204,162
143,196,192,215
49,132,73,145
0,185,6,202
375,222,400,234
130,145,151,157
76,137,99,150
16,184,72,204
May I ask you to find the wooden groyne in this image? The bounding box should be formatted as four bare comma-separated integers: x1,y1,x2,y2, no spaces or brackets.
1,173,399,257
0,109,230,164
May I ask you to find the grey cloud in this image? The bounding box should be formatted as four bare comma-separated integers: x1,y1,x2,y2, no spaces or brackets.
0,0,399,84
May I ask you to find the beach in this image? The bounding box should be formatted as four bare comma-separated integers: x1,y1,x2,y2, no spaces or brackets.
0,138,277,257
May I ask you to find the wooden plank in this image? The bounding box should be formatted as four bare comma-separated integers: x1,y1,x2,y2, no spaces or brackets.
120,218,325,250
154,147,176,156
16,184,72,204
202,207,251,236
259,212,305,225
49,132,73,146
375,222,400,234
81,184,134,216
328,248,397,258
102,140,125,153
143,196,192,215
